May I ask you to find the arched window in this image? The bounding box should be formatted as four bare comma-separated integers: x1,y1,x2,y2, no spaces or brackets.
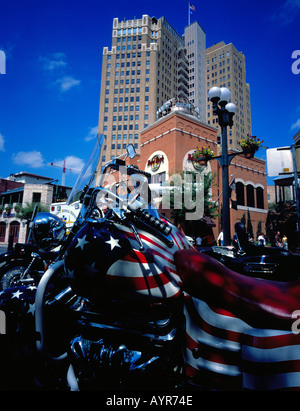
246,184,255,208
236,182,245,206
256,187,264,209
0,222,6,243
9,221,20,244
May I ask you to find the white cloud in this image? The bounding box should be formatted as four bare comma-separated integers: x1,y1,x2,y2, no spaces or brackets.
0,133,5,151
85,126,99,142
291,118,300,130
39,53,81,93
12,151,45,168
39,52,67,71
55,76,81,92
272,0,300,25
52,156,84,174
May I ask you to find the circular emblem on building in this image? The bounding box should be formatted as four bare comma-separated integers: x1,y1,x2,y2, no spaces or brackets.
147,155,164,172
187,153,207,171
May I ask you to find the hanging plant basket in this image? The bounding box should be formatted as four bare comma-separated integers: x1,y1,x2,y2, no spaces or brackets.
193,147,214,166
195,157,209,166
242,146,258,158
239,135,265,158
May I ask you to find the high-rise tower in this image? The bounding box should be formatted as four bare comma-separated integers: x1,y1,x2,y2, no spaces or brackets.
184,21,206,121
98,15,189,162
206,41,252,150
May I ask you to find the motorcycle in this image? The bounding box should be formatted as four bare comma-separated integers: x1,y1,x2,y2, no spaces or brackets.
0,210,66,290
0,136,193,390
1,135,300,391
199,222,300,282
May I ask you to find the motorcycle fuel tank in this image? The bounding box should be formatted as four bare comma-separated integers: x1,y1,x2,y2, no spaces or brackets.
64,220,191,302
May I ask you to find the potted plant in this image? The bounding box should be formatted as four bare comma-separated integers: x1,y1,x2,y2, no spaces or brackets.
5,205,12,216
239,135,264,158
193,146,215,165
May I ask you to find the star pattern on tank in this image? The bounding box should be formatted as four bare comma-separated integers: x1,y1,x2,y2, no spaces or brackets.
105,235,121,250
76,234,89,250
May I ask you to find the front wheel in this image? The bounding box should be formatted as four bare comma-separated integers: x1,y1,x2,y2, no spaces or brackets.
0,263,35,291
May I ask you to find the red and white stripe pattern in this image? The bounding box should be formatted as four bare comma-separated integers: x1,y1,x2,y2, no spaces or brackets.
242,329,300,390
184,295,300,390
106,222,191,299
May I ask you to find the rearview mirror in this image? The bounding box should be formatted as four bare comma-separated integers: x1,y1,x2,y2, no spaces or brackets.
126,144,136,159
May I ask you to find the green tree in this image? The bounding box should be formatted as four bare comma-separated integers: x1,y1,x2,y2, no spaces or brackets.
241,212,246,226
166,169,219,224
16,202,49,221
247,209,254,239
256,219,262,240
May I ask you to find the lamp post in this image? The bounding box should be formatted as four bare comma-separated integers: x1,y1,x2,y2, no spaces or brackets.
208,87,237,246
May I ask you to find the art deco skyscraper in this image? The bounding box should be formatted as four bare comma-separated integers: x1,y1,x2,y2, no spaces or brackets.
184,21,206,121
206,41,252,150
98,15,189,162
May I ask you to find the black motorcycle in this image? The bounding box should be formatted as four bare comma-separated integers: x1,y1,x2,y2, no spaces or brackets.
199,222,300,282
0,136,192,390
1,136,300,391
0,212,66,290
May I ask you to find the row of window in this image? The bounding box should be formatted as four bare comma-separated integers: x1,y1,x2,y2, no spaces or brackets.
111,134,139,140
109,87,150,94
115,44,148,52
116,35,143,42
103,122,148,132
104,105,149,114
104,124,139,131
207,51,230,64
236,182,264,209
107,76,147,83
117,28,143,36
105,114,148,121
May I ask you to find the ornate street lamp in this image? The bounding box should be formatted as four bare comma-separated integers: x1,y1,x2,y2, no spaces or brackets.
208,87,237,246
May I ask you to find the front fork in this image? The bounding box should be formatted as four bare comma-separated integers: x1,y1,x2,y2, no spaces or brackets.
20,252,47,282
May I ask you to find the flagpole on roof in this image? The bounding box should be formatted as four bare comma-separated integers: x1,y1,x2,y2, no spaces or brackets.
188,2,190,25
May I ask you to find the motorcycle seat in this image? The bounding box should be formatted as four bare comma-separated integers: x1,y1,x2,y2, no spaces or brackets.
174,249,300,330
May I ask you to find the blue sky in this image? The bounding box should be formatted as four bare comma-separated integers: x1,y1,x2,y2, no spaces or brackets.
0,0,299,187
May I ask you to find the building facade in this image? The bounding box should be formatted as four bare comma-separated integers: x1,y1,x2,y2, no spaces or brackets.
138,105,267,242
184,21,206,121
0,173,71,246
206,41,252,151
98,15,189,163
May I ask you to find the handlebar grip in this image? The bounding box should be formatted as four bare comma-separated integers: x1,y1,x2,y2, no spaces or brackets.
139,170,151,179
127,165,151,179
136,209,172,236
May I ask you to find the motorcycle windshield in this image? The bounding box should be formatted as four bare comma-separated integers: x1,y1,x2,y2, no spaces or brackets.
98,164,161,220
66,134,105,205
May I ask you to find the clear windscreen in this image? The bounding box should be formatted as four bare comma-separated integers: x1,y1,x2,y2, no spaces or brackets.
66,134,105,205
97,164,161,220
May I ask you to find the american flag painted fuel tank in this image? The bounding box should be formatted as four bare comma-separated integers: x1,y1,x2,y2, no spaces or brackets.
105,222,192,299
64,219,193,301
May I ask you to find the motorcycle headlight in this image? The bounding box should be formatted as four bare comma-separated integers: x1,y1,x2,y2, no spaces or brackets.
32,212,66,251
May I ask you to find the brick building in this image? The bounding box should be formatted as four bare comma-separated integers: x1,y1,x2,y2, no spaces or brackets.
0,173,71,246
137,100,268,243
